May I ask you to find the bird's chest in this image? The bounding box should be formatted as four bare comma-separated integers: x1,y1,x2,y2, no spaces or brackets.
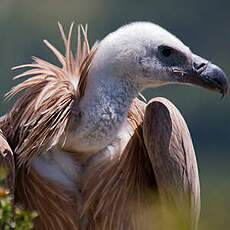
31,121,133,229
31,149,85,228
32,148,81,191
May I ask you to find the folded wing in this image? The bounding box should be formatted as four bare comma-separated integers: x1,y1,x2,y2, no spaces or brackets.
143,97,200,229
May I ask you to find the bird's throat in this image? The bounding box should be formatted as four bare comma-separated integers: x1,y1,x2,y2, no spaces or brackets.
66,72,139,154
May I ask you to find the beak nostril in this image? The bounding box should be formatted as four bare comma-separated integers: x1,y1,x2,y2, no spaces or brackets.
193,62,206,70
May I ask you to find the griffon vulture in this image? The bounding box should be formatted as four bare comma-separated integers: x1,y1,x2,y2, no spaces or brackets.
0,22,228,230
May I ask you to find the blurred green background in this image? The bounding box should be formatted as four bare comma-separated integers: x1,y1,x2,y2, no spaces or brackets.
0,0,229,229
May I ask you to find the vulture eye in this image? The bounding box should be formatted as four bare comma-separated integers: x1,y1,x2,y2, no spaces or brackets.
158,45,178,66
161,47,172,57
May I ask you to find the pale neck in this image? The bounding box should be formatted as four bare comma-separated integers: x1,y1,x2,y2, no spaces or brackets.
81,69,139,112
75,67,140,153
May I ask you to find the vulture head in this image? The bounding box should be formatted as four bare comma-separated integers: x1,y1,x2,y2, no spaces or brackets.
94,22,228,96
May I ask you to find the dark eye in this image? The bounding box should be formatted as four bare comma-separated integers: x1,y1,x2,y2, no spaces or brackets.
157,45,179,66
161,47,172,57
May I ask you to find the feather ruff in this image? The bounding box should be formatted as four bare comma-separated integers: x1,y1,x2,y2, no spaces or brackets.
1,23,98,168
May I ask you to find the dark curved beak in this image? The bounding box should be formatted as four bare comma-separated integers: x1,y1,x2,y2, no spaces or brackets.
175,54,228,98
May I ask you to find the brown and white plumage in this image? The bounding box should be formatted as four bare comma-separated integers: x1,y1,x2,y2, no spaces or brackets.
82,98,200,230
0,23,97,229
0,23,144,229
0,22,228,230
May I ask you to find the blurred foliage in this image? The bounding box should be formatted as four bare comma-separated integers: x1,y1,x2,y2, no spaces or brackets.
145,199,230,230
0,168,37,229
0,0,229,229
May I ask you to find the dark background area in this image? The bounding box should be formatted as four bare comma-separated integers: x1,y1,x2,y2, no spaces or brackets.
0,0,229,228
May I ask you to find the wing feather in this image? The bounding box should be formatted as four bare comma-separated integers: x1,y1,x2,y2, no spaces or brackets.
143,97,200,229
